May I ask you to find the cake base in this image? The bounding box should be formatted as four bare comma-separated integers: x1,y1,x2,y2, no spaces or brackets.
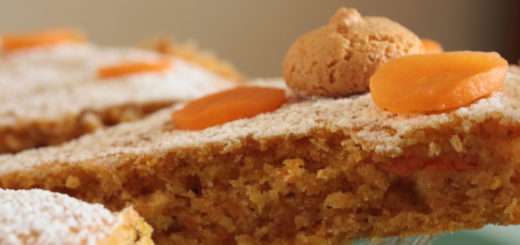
0,102,170,154
2,118,520,244
2,69,520,244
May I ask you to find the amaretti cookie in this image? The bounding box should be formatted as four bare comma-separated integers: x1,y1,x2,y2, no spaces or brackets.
283,8,424,96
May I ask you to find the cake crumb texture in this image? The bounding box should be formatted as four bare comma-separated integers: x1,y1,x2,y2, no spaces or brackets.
0,68,520,244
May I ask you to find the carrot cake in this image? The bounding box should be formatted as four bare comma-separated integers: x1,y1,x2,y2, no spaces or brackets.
0,64,519,244
0,188,153,245
0,30,238,153
2,8,519,245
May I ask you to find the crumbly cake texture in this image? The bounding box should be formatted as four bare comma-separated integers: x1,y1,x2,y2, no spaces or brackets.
0,43,235,153
1,68,520,244
283,8,424,96
0,189,153,245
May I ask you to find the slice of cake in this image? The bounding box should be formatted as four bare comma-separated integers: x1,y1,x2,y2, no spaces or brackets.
0,188,153,245
0,30,238,153
1,66,520,244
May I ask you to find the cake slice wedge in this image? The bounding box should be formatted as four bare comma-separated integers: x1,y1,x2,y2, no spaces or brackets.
0,188,153,245
1,68,520,244
0,41,237,153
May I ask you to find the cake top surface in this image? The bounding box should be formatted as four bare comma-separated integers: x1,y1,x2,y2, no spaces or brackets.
0,67,519,173
0,43,112,100
0,43,235,125
0,188,120,245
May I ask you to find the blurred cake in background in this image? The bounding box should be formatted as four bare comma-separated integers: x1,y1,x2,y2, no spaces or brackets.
0,29,241,154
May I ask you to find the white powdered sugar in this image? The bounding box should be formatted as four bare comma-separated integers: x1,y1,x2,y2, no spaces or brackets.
0,189,120,245
0,67,519,172
0,42,235,125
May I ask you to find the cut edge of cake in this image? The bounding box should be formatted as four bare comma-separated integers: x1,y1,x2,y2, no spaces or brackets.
1,67,520,244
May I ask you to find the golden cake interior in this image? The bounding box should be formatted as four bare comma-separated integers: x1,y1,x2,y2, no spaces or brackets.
2,71,520,244
3,118,520,244
0,102,170,154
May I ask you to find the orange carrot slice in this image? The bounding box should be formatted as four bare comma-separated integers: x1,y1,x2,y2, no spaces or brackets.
421,38,443,54
369,51,508,113
1,28,85,52
97,59,172,79
172,86,286,130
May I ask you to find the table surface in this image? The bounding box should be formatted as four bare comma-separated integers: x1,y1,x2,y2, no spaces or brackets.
432,225,520,245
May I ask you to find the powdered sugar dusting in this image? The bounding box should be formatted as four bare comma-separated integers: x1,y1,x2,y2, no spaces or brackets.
0,43,97,101
0,43,235,125
1,67,519,172
0,189,120,245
